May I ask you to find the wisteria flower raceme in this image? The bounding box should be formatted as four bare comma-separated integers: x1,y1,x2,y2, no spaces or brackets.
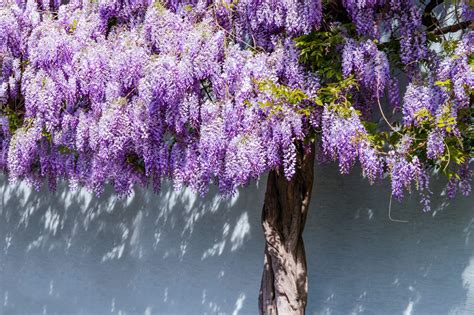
0,0,470,210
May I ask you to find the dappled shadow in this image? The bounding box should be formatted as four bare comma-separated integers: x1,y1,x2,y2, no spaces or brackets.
1,164,473,315
0,176,266,314
306,164,474,315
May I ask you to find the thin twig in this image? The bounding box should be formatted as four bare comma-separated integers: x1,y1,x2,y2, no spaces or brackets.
388,195,409,223
443,140,451,172
376,76,402,135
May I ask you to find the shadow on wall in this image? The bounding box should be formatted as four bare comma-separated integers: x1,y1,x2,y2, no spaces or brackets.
307,165,474,315
0,164,473,315
0,175,266,315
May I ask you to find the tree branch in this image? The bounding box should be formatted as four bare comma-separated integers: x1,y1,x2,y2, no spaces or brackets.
433,20,473,35
422,0,443,31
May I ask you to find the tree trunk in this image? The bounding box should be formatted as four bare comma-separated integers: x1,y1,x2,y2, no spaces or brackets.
259,143,315,315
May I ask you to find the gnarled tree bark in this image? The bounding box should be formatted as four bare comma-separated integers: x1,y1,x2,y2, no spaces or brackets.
259,143,315,315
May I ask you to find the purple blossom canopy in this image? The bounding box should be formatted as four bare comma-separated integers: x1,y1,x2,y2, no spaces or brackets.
0,0,472,210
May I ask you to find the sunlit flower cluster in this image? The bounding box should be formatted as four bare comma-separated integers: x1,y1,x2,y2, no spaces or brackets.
0,0,471,210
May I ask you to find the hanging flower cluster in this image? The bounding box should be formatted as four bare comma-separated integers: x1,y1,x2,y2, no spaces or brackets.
0,0,319,196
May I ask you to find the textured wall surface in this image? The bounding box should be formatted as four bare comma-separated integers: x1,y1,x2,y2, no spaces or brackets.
0,164,473,315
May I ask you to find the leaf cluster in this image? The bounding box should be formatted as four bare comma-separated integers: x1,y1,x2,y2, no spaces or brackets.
295,28,345,82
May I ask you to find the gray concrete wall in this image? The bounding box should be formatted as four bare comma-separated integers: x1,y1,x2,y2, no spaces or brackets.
0,164,473,315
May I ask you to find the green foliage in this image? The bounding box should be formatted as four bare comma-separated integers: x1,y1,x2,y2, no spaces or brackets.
295,28,345,82
281,23,471,186
294,26,361,117
254,80,312,117
220,0,239,10
68,19,78,34
5,108,23,134
255,74,359,121
317,76,357,111
257,80,309,105
42,129,52,142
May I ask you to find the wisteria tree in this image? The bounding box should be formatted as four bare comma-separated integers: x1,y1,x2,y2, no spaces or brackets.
0,0,472,313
